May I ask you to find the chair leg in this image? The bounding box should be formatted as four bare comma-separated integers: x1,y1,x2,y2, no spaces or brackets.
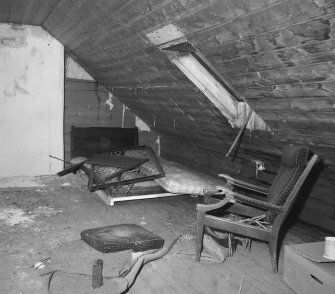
196,210,206,262
269,235,279,273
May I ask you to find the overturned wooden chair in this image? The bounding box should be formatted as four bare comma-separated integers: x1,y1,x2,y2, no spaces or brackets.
196,145,318,272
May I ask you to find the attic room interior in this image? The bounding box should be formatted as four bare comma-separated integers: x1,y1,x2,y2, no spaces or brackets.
0,0,335,293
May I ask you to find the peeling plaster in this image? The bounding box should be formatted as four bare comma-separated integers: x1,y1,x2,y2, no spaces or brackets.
30,46,37,57
0,25,28,48
19,67,28,82
14,79,29,95
2,78,29,98
0,23,64,176
10,24,25,31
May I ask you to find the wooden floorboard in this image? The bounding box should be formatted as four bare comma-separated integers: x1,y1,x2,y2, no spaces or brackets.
0,174,329,294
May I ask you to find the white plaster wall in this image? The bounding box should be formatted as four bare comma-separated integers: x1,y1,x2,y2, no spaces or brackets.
0,24,64,176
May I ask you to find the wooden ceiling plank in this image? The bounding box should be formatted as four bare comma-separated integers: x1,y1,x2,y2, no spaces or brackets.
0,0,13,23
43,0,87,38
59,0,135,50
54,0,328,88
78,35,335,92
41,0,79,34
240,80,335,99
110,0,285,47
251,97,335,111
20,0,43,24
56,0,107,43
61,1,266,56
63,0,334,82
32,0,63,26
215,39,335,76
200,14,335,62
258,111,335,124
8,0,27,24
227,61,335,89
68,0,216,51
89,51,171,71
67,0,283,59
190,0,335,49
58,0,152,50
267,119,335,135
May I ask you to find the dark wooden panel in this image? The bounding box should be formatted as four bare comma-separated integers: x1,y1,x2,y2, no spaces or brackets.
70,126,138,158
64,79,136,162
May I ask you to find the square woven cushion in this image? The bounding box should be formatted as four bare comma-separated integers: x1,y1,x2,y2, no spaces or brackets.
81,224,164,253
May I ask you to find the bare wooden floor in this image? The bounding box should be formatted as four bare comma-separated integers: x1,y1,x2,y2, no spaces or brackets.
0,175,328,294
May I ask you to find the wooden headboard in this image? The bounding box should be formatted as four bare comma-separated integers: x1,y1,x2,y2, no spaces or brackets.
70,126,138,158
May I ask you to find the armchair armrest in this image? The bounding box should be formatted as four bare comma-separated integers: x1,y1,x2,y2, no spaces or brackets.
218,174,269,195
197,196,234,213
232,191,283,213
201,186,283,214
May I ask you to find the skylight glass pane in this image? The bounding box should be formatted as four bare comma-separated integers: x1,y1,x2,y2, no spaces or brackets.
167,52,238,125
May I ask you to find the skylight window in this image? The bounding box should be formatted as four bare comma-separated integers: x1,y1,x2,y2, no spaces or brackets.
161,42,269,131
146,24,269,131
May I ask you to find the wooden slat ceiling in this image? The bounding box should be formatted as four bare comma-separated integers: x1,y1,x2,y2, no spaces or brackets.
1,0,335,163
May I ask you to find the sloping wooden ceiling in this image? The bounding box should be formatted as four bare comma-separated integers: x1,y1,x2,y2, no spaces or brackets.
1,0,335,230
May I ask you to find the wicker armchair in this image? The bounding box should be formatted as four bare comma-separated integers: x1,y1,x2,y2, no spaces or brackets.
196,145,318,272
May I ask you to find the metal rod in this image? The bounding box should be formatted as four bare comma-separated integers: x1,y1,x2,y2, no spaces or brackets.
226,110,253,157
49,155,72,165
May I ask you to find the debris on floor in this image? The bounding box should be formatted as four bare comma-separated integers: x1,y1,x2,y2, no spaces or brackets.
0,207,35,226
201,234,230,263
175,233,230,263
40,236,179,294
0,176,46,188
0,174,316,293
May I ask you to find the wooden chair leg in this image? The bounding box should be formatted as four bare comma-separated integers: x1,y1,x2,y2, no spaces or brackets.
196,210,206,262
269,235,279,273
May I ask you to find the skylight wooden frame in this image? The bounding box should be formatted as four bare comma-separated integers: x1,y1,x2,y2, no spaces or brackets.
162,42,241,126
160,41,270,131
